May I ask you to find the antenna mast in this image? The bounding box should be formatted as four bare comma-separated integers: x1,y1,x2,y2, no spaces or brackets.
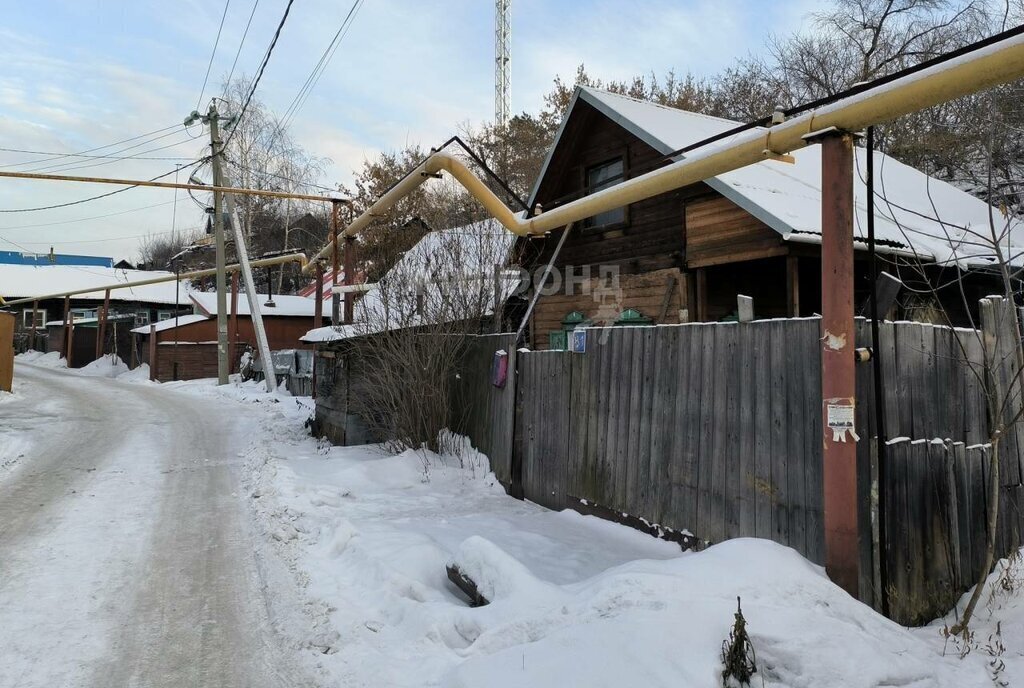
495,0,511,126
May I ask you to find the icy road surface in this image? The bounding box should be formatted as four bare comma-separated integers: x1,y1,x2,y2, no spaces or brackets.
0,364,315,687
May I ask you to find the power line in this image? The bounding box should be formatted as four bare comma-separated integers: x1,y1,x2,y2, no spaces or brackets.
24,137,201,176
223,0,295,149
15,130,188,174
197,0,233,110
224,156,338,192
278,0,363,133
8,226,205,245
0,198,182,232
0,124,181,170
0,158,209,213
225,0,261,89
0,147,193,162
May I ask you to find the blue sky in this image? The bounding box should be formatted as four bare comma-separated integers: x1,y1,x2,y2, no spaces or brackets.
0,0,818,261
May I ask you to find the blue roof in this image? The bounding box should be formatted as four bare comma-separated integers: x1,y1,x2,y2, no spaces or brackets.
0,251,113,267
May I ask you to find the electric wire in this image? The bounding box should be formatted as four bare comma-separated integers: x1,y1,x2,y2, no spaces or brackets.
197,0,233,110
0,158,210,213
17,130,190,174
224,0,261,90
22,137,202,176
278,0,363,132
0,124,181,170
223,0,295,150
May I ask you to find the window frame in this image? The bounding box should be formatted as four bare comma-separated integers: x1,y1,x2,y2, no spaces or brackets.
22,309,46,330
582,155,628,230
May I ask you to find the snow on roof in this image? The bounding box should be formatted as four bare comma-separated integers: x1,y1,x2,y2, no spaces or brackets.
0,264,193,304
130,313,210,334
190,292,318,317
534,86,1023,268
302,219,517,343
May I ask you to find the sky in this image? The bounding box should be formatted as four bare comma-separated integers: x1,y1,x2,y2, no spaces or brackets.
0,0,819,263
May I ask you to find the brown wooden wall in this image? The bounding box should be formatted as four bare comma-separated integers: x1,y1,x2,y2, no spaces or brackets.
685,195,786,268
149,342,220,382
152,316,314,351
530,267,686,349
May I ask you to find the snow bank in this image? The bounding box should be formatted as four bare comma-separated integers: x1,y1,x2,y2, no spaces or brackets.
15,350,66,368
78,354,129,378
116,364,153,383
237,408,999,688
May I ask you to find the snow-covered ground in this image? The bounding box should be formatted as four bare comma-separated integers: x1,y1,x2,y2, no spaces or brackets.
227,371,1024,687
4,352,1024,687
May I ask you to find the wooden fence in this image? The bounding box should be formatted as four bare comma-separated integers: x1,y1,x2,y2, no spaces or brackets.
446,297,1024,624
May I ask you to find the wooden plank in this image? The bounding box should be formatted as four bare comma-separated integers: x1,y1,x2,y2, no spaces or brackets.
669,323,698,533
695,324,716,537
753,320,774,541
613,329,636,511
951,442,972,592
704,323,728,543
786,319,808,557
893,322,915,440
904,440,927,624
636,327,658,519
624,328,645,513
723,323,741,540
769,320,790,546
803,318,825,564
738,321,756,538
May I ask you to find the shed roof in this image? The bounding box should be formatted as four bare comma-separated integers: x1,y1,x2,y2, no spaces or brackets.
189,292,318,317
130,313,210,334
528,86,1023,268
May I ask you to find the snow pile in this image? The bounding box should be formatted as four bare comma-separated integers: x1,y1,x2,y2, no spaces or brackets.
235,405,1001,688
116,363,153,383
15,350,66,368
78,354,129,378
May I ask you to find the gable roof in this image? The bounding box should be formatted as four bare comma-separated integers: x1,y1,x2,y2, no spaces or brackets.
529,86,1023,268
302,219,518,343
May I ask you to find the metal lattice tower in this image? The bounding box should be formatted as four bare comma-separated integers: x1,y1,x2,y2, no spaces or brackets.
494,0,511,126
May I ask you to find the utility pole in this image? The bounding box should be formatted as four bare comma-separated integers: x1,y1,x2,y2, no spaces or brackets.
186,102,230,385
209,104,229,385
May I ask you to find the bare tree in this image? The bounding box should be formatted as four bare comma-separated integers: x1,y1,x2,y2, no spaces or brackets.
345,219,514,454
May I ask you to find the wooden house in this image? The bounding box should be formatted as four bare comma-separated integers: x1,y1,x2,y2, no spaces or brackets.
132,293,323,381
520,87,1017,349
0,264,191,361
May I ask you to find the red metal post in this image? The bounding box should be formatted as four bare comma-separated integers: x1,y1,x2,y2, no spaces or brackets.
97,288,110,360
148,323,157,382
331,200,341,324
343,237,356,325
314,264,324,330
820,131,859,596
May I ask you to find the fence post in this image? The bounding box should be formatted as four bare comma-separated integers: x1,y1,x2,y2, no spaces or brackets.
819,130,859,597
981,296,1024,488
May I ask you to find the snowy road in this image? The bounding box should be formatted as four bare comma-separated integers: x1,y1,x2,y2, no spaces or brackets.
0,364,315,687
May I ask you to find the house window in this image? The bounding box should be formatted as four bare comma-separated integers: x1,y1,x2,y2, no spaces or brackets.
614,308,653,326
22,309,46,330
157,311,173,321
71,308,97,321
549,310,592,350
585,158,626,228
135,311,150,327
